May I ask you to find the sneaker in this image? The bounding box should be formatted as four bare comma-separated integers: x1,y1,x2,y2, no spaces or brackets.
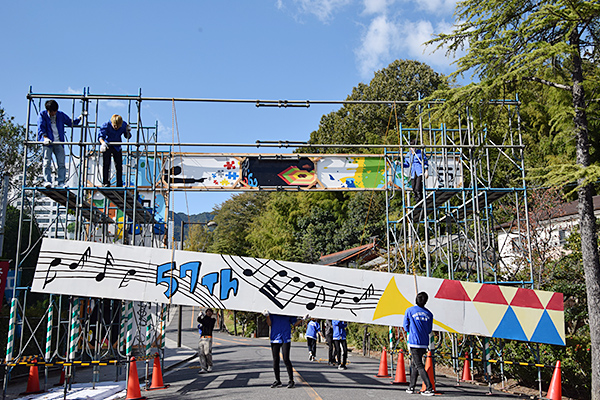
198,368,207,374
421,390,435,396
270,381,282,388
43,182,52,189
207,366,212,372
338,365,344,370
341,365,347,370
287,381,295,389
406,388,416,394
308,354,313,361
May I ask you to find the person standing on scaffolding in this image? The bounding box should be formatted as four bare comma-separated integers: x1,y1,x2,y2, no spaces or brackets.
403,139,428,204
98,114,131,187
38,100,82,188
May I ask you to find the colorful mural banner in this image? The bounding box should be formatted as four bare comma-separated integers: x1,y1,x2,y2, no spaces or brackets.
161,153,463,191
32,239,564,345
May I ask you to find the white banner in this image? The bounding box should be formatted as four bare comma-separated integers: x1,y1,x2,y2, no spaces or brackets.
32,239,564,345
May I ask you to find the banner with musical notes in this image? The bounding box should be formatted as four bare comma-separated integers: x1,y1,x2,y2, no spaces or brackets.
32,239,565,346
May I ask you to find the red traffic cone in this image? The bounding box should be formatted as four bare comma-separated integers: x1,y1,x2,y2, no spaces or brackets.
376,347,390,377
546,360,562,400
126,357,147,400
461,353,472,381
148,353,169,390
421,351,436,393
391,350,407,384
20,360,44,395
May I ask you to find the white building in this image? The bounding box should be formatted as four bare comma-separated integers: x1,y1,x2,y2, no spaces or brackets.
496,195,600,274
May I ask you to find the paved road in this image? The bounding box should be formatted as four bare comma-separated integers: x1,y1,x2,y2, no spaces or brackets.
153,306,521,400
2,306,524,399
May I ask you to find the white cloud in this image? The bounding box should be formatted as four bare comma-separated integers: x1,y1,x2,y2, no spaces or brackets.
362,0,394,15
156,120,173,143
414,0,457,16
355,15,401,77
283,0,353,23
64,87,83,95
400,19,462,69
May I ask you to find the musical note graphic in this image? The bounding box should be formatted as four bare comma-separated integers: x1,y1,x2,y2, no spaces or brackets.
306,286,326,311
353,284,375,303
259,270,300,309
331,289,346,308
118,269,137,288
43,258,62,289
95,251,114,282
69,247,91,270
242,259,269,277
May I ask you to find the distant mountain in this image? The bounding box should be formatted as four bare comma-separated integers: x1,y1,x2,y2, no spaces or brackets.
169,211,215,242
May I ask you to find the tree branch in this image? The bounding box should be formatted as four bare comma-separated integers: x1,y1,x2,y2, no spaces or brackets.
522,76,572,91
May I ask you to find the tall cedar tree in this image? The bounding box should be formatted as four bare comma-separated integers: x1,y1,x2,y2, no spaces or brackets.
429,1,600,397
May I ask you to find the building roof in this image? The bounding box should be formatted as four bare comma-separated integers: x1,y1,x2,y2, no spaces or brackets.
317,241,379,266
497,195,600,231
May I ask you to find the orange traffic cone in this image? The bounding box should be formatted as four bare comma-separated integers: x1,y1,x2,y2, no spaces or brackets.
546,360,562,400
376,347,390,377
391,350,407,384
421,351,436,393
20,360,44,395
126,357,147,400
461,353,472,381
148,353,169,390
54,365,66,386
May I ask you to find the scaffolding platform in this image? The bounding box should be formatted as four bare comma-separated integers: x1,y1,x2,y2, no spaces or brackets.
41,188,113,224
98,188,155,224
439,189,510,225
396,189,461,223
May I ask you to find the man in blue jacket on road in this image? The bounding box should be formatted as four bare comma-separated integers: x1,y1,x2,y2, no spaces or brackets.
37,100,82,188
403,292,434,396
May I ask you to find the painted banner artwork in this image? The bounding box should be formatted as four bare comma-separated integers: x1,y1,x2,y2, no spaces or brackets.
161,153,463,191
32,239,565,346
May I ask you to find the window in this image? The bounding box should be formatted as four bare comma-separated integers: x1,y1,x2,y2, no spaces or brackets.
558,230,567,246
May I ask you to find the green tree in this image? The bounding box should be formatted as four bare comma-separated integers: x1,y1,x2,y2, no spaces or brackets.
0,103,40,197
429,1,600,396
304,59,448,153
209,192,269,257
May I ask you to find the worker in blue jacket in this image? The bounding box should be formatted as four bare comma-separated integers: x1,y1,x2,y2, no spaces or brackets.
37,100,82,188
98,114,131,187
403,292,434,396
332,320,348,370
264,311,306,389
403,139,428,203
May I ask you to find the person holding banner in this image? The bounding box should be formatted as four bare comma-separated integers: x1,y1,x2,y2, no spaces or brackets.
403,292,434,396
197,308,216,373
264,311,306,388
332,320,348,370
305,317,324,361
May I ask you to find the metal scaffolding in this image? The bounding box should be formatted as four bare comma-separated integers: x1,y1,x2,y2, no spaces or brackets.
2,88,533,395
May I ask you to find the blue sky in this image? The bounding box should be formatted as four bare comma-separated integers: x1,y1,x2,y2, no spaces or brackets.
1,0,460,215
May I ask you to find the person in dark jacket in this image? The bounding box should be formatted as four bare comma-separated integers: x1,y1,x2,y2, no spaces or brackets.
37,100,81,188
403,292,434,396
197,308,216,373
324,319,335,365
98,114,131,187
